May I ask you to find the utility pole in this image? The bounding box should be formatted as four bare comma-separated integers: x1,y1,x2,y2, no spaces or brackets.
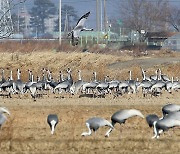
59,0,62,45
17,5,20,34
96,0,100,32
100,0,102,32
104,0,107,32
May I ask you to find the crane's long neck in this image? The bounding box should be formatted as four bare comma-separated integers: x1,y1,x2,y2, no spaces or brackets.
1,69,5,80
17,69,21,80
81,123,92,136
59,71,64,82
158,69,162,80
141,69,146,80
105,121,115,137
152,121,159,139
78,70,82,80
93,72,97,82
129,71,132,80
31,74,34,82
10,70,13,81
50,120,56,135
28,70,32,81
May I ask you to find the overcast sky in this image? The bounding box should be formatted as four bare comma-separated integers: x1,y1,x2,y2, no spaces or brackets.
14,0,180,29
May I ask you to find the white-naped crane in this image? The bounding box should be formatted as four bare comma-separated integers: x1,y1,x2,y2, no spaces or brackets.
105,109,144,137
81,117,113,137
68,11,93,46
162,103,180,116
0,107,10,129
47,114,59,135
152,112,180,139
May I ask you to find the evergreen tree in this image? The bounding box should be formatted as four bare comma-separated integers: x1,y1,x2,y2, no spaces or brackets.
29,0,57,34
54,4,78,32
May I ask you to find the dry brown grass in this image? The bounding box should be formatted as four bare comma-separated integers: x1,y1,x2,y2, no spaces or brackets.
0,48,179,81
0,93,180,154
0,50,133,81
0,44,180,153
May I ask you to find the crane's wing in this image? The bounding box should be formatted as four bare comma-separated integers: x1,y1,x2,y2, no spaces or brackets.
75,11,90,28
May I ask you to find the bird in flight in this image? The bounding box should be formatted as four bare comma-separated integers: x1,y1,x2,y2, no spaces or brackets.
68,11,93,46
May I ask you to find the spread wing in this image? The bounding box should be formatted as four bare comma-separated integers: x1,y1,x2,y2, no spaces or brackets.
75,11,90,28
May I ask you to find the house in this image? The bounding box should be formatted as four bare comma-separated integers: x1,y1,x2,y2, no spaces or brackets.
145,32,176,49
162,33,180,51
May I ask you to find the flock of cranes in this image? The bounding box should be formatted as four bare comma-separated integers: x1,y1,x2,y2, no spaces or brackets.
0,104,180,139
0,67,179,100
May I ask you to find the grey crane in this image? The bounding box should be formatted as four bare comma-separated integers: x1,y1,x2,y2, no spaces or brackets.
81,117,113,137
0,107,10,128
105,109,144,137
162,104,180,116
152,112,180,139
47,114,59,135
68,11,93,46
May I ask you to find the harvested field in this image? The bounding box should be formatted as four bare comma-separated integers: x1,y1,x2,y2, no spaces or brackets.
0,93,180,154
0,50,180,153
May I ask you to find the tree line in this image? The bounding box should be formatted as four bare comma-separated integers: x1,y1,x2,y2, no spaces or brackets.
11,0,78,37
1,0,180,39
112,0,180,33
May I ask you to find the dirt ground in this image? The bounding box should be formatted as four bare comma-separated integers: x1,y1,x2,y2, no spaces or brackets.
0,91,180,154
0,51,180,153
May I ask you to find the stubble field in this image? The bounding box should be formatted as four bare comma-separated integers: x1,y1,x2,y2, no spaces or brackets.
0,49,180,153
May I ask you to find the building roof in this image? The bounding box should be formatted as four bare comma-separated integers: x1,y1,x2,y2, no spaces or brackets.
146,32,177,39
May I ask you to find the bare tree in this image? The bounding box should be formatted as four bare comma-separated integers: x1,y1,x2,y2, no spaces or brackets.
117,0,169,32
166,6,180,32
